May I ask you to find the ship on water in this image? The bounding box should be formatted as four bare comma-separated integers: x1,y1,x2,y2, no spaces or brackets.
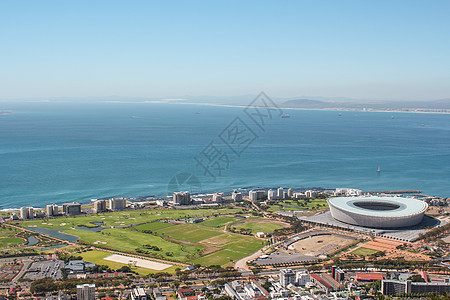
281,114,290,118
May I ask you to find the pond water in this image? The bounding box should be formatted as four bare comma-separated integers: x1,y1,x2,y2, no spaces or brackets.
27,235,39,246
75,225,106,232
26,227,79,242
91,222,104,226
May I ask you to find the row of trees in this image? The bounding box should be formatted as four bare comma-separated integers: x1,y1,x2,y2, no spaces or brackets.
30,277,133,294
418,222,450,241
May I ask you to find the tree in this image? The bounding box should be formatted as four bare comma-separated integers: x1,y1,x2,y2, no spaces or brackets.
30,278,59,294
407,274,426,282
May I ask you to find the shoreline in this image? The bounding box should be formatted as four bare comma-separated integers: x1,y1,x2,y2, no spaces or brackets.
0,186,432,213
105,100,450,115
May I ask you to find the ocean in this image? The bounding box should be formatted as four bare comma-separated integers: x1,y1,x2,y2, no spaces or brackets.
1,101,450,208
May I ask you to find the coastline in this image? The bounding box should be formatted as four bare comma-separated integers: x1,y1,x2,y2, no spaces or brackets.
105,100,450,115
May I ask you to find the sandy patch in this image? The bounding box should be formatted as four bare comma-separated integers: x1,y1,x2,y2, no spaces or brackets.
289,234,354,256
104,254,172,270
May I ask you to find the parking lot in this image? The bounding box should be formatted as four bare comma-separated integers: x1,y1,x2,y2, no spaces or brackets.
24,259,63,280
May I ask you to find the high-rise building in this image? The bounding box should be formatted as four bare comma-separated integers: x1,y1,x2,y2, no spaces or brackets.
93,200,107,213
296,271,310,286
287,188,294,198
280,269,296,287
382,280,450,296
232,190,242,202
46,204,59,217
331,266,345,282
20,207,33,220
248,190,265,201
172,191,191,205
277,187,284,199
77,284,95,300
109,198,127,211
267,189,277,200
63,202,81,216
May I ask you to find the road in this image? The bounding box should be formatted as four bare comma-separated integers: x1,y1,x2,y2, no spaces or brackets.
12,259,32,283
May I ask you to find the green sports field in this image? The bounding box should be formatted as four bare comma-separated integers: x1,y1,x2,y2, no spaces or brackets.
268,198,328,212
133,221,174,232
233,220,286,233
0,237,25,248
154,223,222,243
200,216,240,228
351,247,380,256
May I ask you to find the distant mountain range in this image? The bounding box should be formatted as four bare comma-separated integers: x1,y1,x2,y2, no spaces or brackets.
3,95,450,111
280,98,450,111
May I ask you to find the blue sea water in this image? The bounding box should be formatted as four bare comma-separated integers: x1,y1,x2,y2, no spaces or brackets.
1,101,450,208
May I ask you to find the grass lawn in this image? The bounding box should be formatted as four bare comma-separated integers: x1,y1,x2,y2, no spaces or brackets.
0,237,25,248
146,221,265,267
200,216,240,228
268,198,329,212
233,220,285,233
20,207,242,230
155,224,222,243
0,226,21,238
351,247,380,256
18,209,267,267
79,250,178,275
133,222,174,232
190,233,263,266
64,228,202,262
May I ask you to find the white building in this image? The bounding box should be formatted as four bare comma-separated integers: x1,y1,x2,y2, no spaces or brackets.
287,188,294,198
305,190,317,198
328,196,428,228
131,288,147,300
277,187,285,199
294,192,306,199
296,270,310,286
249,190,265,201
212,193,223,203
268,189,278,201
93,200,107,213
46,204,59,217
156,199,167,206
20,207,33,220
280,268,296,287
77,284,95,300
232,190,243,202
335,188,363,196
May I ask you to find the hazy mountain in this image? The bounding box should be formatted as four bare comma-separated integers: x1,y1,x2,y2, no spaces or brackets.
281,98,450,111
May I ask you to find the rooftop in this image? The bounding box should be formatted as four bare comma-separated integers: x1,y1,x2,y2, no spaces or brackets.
328,196,427,217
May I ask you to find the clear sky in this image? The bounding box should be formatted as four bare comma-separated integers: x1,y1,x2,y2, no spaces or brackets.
1,0,450,101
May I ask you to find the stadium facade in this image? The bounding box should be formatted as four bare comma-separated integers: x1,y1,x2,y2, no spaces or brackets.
327,196,428,228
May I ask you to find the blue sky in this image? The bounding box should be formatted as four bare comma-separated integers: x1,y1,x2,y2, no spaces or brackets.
1,0,450,101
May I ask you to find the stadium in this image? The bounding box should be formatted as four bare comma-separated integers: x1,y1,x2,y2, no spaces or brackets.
327,196,428,228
